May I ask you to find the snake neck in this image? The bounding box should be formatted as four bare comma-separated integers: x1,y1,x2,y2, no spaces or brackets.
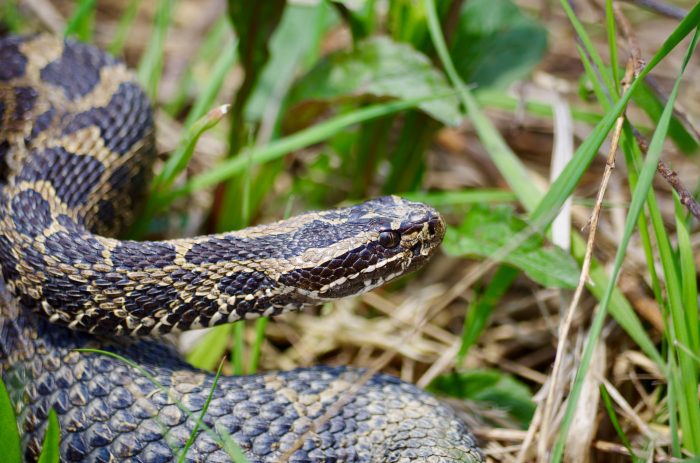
0,35,445,337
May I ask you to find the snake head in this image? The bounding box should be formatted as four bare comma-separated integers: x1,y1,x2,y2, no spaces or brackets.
276,195,445,302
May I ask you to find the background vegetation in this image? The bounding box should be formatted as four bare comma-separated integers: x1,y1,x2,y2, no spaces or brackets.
1,0,699,461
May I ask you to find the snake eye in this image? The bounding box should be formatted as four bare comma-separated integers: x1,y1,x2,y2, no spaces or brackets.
378,230,401,248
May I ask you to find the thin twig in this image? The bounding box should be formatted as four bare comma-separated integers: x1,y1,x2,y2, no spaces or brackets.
614,3,700,222
613,3,644,76
537,60,635,460
615,2,699,142
657,161,700,220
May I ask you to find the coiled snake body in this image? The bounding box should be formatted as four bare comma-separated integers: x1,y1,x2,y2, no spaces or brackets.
0,35,483,462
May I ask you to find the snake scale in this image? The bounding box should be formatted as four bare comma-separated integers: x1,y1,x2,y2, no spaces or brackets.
0,34,484,462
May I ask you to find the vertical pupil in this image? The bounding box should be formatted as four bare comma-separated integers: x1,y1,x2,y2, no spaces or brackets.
380,231,399,247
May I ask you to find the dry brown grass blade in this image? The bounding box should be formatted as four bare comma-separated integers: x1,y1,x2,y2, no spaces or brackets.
564,339,606,463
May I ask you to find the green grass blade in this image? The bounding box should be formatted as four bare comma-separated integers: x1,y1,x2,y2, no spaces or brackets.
403,189,517,206
76,348,249,461
423,0,540,212
675,194,699,352
64,0,96,42
153,92,458,209
667,351,682,456
137,0,176,99
531,2,700,226
178,361,225,463
164,18,230,117
186,325,229,370
551,26,700,462
650,189,699,450
37,409,60,463
476,90,602,126
560,0,616,100
457,265,518,362
425,0,661,373
183,44,238,129
153,104,232,192
600,384,638,461
108,0,142,55
231,322,246,375
248,317,269,373
572,233,663,367
605,0,619,94
578,43,612,112
0,378,21,462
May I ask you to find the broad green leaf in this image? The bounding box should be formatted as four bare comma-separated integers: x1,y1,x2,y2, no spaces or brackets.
443,205,580,288
285,36,462,127
0,378,21,463
450,0,547,89
37,409,60,463
429,369,535,428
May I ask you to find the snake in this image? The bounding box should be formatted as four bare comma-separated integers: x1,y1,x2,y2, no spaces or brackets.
0,34,484,462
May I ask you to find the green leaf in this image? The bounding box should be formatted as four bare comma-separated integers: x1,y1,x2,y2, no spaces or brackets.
222,0,287,232
227,0,287,153
450,0,547,89
429,369,535,428
424,0,541,212
246,2,336,123
286,36,462,127
37,409,60,463
443,205,580,288
0,378,21,463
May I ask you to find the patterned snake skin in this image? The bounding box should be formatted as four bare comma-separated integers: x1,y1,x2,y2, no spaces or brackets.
0,35,484,462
